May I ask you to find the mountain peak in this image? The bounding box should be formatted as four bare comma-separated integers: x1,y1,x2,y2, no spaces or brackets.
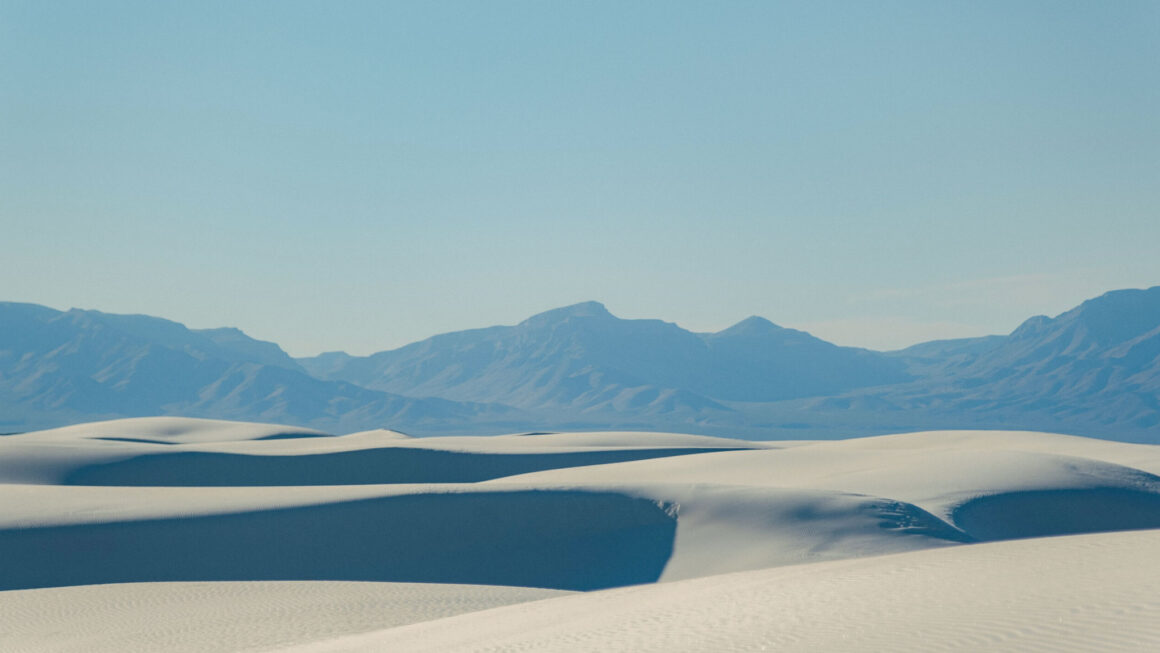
520,301,614,326
1011,286,1160,347
717,315,782,336
1071,286,1160,317
200,326,246,337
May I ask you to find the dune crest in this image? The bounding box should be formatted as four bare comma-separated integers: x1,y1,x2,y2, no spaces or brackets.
2,418,1159,651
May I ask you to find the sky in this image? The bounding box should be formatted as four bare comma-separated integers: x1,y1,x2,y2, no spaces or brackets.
2,1,1158,356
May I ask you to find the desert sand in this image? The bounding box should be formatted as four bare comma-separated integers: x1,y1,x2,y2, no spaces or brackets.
1,417,1158,651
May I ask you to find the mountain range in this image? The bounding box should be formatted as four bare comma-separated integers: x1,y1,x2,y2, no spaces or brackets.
2,286,1158,442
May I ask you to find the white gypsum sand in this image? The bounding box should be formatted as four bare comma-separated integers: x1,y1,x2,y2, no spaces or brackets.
0,581,567,653
280,529,1160,653
1,417,1158,651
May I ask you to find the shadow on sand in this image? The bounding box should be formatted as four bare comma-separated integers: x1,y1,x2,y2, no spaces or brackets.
62,447,741,486
0,489,676,591
952,488,1160,541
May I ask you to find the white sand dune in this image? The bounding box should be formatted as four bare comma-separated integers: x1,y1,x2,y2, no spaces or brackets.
0,484,678,591
0,581,567,653
495,429,1160,545
282,529,1160,653
2,417,1159,650
0,419,758,486
17,417,332,444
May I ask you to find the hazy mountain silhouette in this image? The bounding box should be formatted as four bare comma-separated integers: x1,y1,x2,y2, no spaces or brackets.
298,302,910,414
3,287,1159,441
872,287,1160,435
195,327,306,372
0,303,513,433
696,316,911,400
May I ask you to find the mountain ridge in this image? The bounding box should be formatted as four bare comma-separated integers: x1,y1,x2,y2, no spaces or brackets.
299,302,910,410
3,287,1159,441
0,303,516,434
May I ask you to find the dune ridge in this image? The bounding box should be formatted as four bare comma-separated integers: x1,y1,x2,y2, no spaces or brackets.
282,529,1160,653
2,417,1159,651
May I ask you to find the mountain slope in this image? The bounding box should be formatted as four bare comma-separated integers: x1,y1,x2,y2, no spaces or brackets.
864,287,1160,436
696,316,911,401
4,287,1159,441
195,327,305,372
303,302,725,418
0,303,512,433
299,302,910,414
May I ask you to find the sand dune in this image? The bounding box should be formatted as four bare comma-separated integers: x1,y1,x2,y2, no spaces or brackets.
0,581,567,653
283,529,1160,653
2,417,1159,650
17,417,332,444
0,419,756,486
0,487,676,591
495,429,1160,543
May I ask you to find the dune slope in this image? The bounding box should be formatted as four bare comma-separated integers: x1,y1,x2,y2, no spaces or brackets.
282,529,1160,653
0,581,567,653
3,418,1160,651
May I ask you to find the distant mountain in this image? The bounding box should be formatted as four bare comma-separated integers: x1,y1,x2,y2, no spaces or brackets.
790,286,1160,441
4,287,1159,441
877,287,1160,434
0,303,512,433
696,316,911,401
195,327,305,372
298,351,356,378
973,286,1160,374
297,302,910,416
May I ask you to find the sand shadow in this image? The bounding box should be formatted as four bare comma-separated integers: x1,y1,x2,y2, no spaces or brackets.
952,488,1160,541
0,489,676,591
62,447,741,486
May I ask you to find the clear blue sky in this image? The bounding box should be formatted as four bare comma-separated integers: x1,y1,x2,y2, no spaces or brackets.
3,1,1158,355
